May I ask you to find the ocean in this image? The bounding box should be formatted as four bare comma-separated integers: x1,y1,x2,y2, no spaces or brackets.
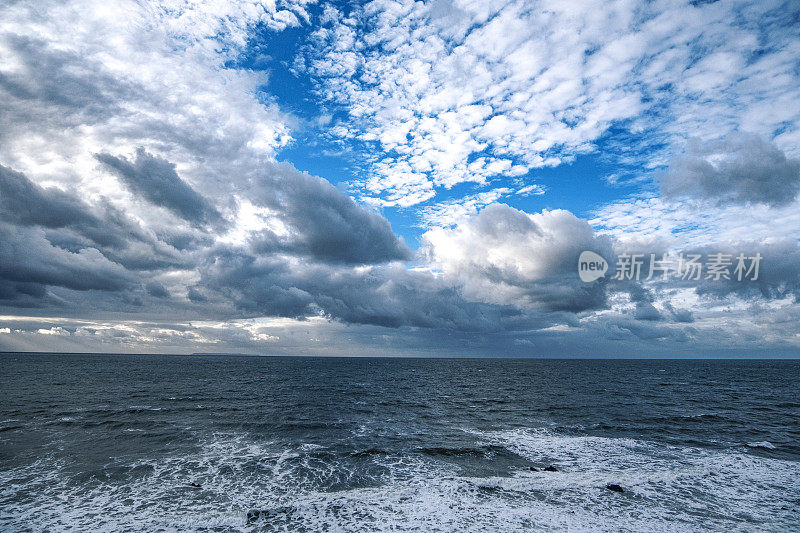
1,353,799,531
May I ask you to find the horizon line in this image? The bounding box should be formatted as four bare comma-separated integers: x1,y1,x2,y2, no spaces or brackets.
2,351,800,360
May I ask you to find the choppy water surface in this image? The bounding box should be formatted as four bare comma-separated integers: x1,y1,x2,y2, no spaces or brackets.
1,354,799,531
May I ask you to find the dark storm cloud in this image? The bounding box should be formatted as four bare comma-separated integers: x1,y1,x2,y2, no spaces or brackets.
633,302,662,321
0,158,588,333
96,148,223,227
0,279,49,308
660,133,800,207
187,286,208,303
145,281,170,299
0,156,413,315
663,302,694,323
249,162,411,265
525,277,608,313
687,239,800,301
0,164,212,308
312,267,519,330
0,223,136,306
0,164,196,273
0,158,415,320
0,164,110,236
192,200,636,333
197,248,520,330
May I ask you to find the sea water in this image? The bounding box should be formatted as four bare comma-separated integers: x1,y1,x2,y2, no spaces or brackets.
1,354,799,531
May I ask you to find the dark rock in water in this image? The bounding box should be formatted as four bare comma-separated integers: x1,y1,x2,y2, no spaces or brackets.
544,465,559,472
606,484,624,493
247,506,295,523
529,466,538,472
350,448,386,457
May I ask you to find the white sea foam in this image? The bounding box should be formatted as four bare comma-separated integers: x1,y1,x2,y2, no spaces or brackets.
1,429,799,532
746,441,777,450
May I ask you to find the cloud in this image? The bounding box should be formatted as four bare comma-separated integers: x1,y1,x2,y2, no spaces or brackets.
0,164,191,271
96,148,223,227
0,164,104,231
0,0,412,325
684,239,800,302
417,185,545,228
421,204,614,312
145,281,170,299
1,0,800,357
591,192,800,250
248,162,411,264
0,0,299,206
0,223,136,306
193,248,515,330
187,286,208,303
0,0,410,305
304,0,800,206
660,133,800,206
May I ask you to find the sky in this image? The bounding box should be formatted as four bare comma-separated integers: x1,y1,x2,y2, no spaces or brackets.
1,0,799,357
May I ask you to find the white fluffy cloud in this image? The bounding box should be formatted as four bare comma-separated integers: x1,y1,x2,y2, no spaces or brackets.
418,184,545,228
0,0,311,207
421,204,612,311
304,0,800,206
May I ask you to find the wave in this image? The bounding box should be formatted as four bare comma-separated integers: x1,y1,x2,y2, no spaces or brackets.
746,441,777,450
2,429,799,532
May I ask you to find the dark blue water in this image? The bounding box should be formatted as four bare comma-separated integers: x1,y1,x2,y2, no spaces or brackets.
1,354,799,531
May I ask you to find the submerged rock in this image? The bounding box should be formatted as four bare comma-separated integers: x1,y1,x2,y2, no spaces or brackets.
544,465,559,472
247,506,295,523
606,484,624,493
